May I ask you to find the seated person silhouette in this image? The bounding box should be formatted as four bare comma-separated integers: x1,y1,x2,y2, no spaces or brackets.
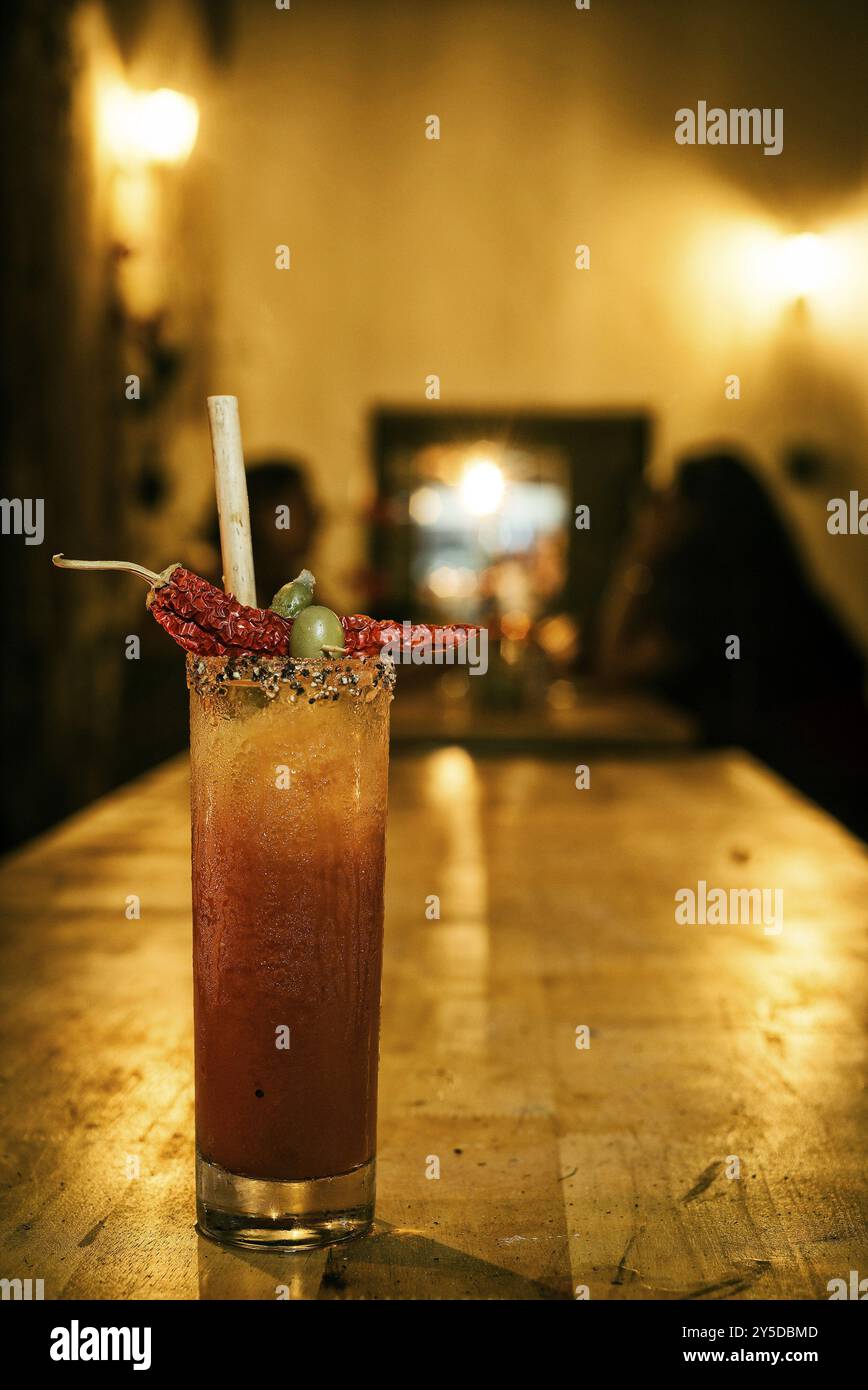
205,457,323,609
595,448,868,839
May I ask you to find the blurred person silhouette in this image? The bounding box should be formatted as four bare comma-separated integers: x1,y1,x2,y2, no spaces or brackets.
595,448,868,839
206,457,323,608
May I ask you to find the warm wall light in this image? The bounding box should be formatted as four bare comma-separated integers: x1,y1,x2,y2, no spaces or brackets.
687,212,858,335
777,233,831,299
102,84,199,166
134,89,198,163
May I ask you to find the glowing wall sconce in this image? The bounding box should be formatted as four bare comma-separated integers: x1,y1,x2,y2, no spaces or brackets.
776,233,833,301
101,84,199,167
97,79,200,375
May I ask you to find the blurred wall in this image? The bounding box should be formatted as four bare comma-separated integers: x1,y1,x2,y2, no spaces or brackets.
207,0,868,647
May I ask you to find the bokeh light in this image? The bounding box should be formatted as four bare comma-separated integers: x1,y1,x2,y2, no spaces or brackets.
459,459,505,516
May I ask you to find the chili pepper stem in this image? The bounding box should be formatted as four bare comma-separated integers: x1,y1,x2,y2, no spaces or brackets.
321,645,349,655
52,555,179,587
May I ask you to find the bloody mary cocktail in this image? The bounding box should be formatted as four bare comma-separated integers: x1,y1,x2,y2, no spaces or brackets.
52,538,475,1253
189,651,392,1249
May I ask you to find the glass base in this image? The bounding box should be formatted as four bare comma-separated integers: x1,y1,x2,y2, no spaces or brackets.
196,1152,375,1252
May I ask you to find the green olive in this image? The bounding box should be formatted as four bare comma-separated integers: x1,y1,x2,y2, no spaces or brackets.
289,605,345,657
270,569,316,618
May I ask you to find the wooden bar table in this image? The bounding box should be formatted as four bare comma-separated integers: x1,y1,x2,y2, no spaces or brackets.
1,748,866,1300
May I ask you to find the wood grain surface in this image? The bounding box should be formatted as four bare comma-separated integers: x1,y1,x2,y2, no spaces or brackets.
0,748,866,1300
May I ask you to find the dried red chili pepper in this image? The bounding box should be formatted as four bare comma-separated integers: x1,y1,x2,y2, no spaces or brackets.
148,564,294,655
52,556,478,659
52,556,293,656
